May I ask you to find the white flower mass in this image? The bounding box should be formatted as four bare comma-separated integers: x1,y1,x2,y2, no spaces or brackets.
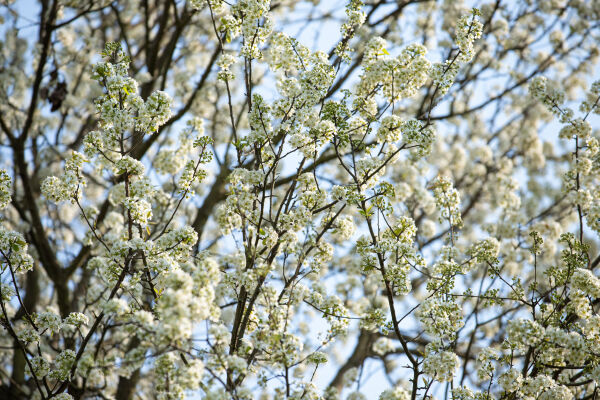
0,0,600,399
